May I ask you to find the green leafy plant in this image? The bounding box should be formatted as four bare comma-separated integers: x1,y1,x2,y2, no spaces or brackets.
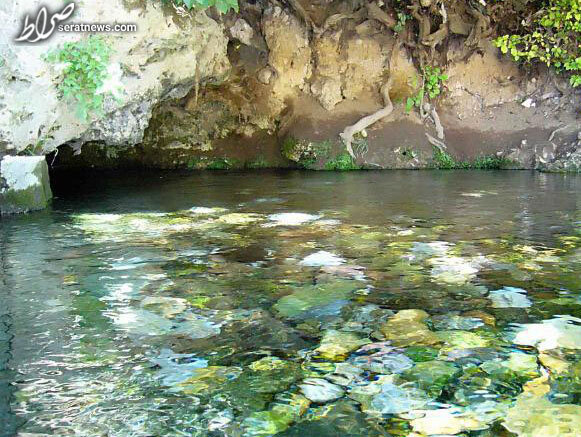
46,36,112,120
406,66,448,112
169,0,239,13
494,0,581,87
323,153,360,171
393,12,411,33
206,157,240,169
432,147,515,169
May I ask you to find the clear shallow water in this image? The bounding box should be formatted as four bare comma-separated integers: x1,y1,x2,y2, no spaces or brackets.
1,170,580,437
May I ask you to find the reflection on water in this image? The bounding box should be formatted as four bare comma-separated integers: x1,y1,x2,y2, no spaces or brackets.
0,170,580,436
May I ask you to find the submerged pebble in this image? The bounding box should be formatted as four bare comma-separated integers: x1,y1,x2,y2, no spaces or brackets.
299,378,344,403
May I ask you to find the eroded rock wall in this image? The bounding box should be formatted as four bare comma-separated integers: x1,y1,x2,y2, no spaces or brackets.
2,0,579,174
0,0,229,156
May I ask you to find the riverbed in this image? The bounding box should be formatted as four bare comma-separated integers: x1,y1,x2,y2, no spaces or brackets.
1,170,580,436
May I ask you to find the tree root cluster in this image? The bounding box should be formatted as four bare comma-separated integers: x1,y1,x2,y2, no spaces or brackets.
253,1,497,157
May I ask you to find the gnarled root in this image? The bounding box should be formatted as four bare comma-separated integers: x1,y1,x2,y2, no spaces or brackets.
426,132,447,151
423,103,445,140
340,78,394,159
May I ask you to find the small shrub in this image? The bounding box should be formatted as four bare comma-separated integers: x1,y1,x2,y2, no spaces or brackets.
281,137,332,168
494,0,581,87
471,155,515,169
393,12,411,33
46,36,113,120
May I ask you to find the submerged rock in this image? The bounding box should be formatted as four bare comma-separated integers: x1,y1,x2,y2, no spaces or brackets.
410,405,498,435
480,352,540,381
315,330,369,361
233,356,303,395
177,366,242,395
299,378,344,403
141,296,188,318
326,363,365,386
241,407,296,436
217,212,263,225
241,392,310,436
278,400,384,437
511,315,581,351
503,395,581,437
267,213,320,226
429,256,487,284
401,360,460,396
431,314,485,331
300,251,345,267
352,352,414,375
274,280,360,319
150,348,208,387
380,310,440,347
437,330,491,351
111,307,220,340
369,382,432,415
189,206,228,215
488,286,532,308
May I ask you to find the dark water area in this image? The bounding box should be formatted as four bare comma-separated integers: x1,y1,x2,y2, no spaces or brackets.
1,170,580,436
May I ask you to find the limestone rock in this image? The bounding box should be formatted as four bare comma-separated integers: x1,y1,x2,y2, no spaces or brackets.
230,18,254,46
262,6,312,106
0,156,52,214
0,1,229,155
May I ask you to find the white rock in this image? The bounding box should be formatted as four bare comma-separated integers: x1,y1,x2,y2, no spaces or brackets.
0,155,52,214
512,315,581,351
489,286,532,308
521,98,536,108
266,212,320,226
300,251,345,267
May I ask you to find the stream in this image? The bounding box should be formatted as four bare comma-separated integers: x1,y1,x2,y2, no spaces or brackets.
1,170,580,436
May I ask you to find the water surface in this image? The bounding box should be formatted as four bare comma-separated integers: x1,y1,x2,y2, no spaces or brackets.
1,170,580,436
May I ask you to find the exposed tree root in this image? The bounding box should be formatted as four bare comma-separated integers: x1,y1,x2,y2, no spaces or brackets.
367,2,396,29
426,132,447,150
548,125,570,142
340,78,394,159
426,103,445,139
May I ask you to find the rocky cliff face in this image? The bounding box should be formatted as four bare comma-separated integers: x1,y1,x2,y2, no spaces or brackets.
0,0,229,156
1,0,580,175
